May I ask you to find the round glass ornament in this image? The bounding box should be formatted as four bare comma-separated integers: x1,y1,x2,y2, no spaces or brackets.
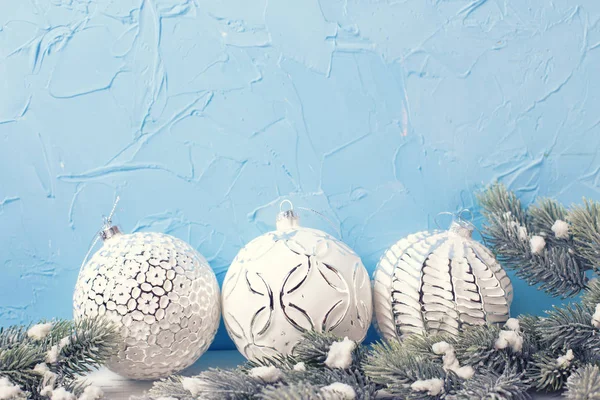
73,225,220,380
373,218,513,340
222,202,373,360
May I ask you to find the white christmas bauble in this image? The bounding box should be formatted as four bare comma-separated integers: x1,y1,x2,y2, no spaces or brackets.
373,221,513,340
222,208,373,360
73,228,220,380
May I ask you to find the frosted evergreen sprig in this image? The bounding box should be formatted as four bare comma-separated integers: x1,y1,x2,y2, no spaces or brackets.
537,303,600,354
526,349,578,391
362,340,457,399
146,306,600,400
452,322,537,375
150,368,265,400
564,364,600,400
0,318,117,400
448,368,530,400
149,333,375,400
477,183,598,297
569,200,600,271
582,278,600,309
257,382,352,400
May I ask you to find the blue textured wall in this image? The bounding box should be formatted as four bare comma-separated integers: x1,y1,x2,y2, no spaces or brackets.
1,0,599,350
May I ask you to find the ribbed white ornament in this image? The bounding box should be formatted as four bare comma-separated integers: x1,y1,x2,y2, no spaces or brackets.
73,227,220,380
373,220,513,340
222,204,372,360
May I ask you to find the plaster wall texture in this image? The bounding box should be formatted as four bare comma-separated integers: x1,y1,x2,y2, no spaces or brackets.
1,0,599,349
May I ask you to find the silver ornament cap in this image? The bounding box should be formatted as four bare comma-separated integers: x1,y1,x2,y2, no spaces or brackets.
276,208,299,230
100,225,121,241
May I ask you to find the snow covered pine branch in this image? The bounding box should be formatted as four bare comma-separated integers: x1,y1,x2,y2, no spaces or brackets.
478,183,600,297
0,318,117,400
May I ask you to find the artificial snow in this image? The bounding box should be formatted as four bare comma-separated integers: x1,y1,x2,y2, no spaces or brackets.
592,304,600,329
46,345,60,364
321,382,356,399
455,365,475,380
530,235,546,255
49,387,76,400
411,378,444,396
78,386,103,400
59,336,71,349
556,349,574,369
248,366,283,383
431,341,451,355
432,341,475,380
33,363,57,386
325,337,356,369
181,378,204,396
495,330,523,352
46,336,71,364
0,377,24,400
40,386,53,397
518,226,528,241
293,362,306,372
27,322,53,340
504,318,520,331
551,220,570,239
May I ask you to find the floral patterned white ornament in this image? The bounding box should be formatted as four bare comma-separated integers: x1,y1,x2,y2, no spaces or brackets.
373,213,513,340
73,207,220,380
222,201,372,360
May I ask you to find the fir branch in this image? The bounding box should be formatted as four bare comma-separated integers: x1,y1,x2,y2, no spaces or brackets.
538,303,600,353
53,317,119,380
257,382,336,400
287,367,378,399
527,350,578,391
148,376,196,400
0,318,117,400
245,353,299,371
565,364,600,400
528,199,569,245
526,247,587,298
294,331,364,368
362,340,454,399
150,368,267,400
569,199,600,271
449,369,531,400
402,333,456,362
454,324,535,374
582,279,600,309
478,184,588,297
478,183,528,226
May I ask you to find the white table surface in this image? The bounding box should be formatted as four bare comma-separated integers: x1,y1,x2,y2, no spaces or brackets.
87,350,562,399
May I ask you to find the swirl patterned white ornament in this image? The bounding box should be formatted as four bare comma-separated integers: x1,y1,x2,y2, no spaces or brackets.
373,220,513,340
73,229,220,380
222,206,372,360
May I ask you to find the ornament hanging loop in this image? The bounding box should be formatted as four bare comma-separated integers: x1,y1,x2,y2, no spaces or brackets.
435,209,475,239
296,206,342,239
100,196,122,241
277,200,300,230
280,199,294,212
457,208,474,223
434,209,474,229
435,208,488,244
276,199,342,238
78,196,122,278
